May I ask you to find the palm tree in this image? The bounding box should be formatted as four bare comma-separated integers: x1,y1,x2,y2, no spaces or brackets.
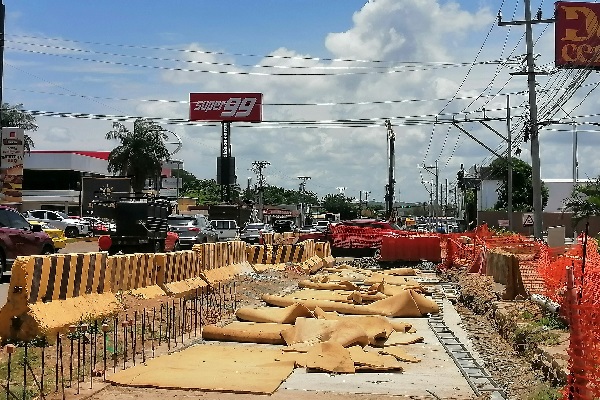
105,119,171,193
1,103,37,152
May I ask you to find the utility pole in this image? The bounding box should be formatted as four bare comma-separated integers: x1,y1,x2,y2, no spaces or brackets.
0,1,4,127
423,161,439,219
298,176,310,226
251,161,269,223
385,120,396,219
499,0,554,239
507,95,513,231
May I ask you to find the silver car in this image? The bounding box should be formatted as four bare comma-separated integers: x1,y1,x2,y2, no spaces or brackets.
167,214,218,249
239,223,273,244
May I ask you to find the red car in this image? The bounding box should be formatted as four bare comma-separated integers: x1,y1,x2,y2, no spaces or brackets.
0,205,55,275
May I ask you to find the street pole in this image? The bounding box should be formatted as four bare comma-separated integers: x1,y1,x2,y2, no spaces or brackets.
572,123,578,184
507,95,513,231
499,0,553,239
359,191,363,218
525,0,543,239
434,160,439,220
385,120,395,219
251,161,269,223
0,1,4,126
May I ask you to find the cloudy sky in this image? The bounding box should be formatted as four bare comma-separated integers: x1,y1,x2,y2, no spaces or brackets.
3,0,599,203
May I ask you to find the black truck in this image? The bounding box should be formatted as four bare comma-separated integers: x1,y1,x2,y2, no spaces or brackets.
93,195,171,255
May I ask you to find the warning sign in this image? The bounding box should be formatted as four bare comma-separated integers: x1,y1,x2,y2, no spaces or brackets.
522,213,534,227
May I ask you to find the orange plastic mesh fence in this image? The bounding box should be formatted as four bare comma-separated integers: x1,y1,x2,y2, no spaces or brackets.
535,236,600,398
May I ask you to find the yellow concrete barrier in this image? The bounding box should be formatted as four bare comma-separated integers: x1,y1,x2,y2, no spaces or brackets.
0,253,121,341
108,253,165,299
315,241,335,269
156,250,206,297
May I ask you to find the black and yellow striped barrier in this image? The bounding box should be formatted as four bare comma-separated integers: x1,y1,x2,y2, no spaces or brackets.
108,253,164,298
0,253,121,341
156,250,206,297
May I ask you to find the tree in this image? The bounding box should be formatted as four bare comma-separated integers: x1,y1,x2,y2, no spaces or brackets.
261,186,318,206
489,157,548,212
183,178,222,204
563,177,600,225
105,119,171,193
321,193,358,220
1,103,36,152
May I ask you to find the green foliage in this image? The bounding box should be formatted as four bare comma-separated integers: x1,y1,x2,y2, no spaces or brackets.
1,102,37,152
260,185,319,206
513,322,562,355
322,193,358,220
563,176,600,225
489,157,549,212
526,383,561,400
105,119,172,193
534,315,568,331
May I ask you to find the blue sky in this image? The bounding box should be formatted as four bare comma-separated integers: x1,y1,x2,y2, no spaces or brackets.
3,0,598,205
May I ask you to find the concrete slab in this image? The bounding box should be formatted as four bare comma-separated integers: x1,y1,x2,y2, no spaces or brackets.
280,315,476,399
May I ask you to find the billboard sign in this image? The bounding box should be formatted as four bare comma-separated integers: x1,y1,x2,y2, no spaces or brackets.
189,92,263,122
556,2,600,68
0,127,25,204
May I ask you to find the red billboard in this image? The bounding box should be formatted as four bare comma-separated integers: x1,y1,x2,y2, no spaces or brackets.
556,2,600,69
189,92,263,122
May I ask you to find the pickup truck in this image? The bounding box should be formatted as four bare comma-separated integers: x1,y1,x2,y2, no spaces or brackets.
210,219,239,241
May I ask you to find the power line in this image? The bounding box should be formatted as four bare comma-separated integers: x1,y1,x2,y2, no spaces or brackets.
7,46,514,77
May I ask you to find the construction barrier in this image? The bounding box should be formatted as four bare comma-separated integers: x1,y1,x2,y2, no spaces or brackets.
0,253,121,341
444,224,600,398
315,241,335,268
380,235,442,263
108,252,165,298
156,250,206,297
196,241,251,283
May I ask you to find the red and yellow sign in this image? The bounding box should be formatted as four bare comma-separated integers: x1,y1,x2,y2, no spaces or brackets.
189,92,263,122
0,127,24,204
556,2,600,68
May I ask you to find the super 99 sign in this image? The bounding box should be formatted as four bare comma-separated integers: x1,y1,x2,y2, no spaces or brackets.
189,92,263,122
556,2,600,68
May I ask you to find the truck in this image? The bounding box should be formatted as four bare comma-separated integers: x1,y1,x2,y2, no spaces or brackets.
93,195,171,255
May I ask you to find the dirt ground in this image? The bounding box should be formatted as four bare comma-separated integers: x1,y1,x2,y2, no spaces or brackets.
57,242,560,400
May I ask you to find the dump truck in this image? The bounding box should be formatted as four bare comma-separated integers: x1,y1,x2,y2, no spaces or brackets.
93,195,171,255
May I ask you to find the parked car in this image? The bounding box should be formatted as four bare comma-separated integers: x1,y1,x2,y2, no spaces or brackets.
314,220,330,232
167,214,218,248
273,219,296,233
0,206,55,274
82,216,115,235
28,220,67,250
210,219,239,241
23,210,90,238
239,223,273,244
297,225,318,234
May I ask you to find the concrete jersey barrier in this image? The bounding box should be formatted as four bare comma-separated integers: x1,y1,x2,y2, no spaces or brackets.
0,253,121,341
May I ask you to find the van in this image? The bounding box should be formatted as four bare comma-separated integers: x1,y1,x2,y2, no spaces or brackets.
210,219,239,241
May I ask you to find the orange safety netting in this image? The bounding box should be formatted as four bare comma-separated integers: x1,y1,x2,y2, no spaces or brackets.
329,225,436,249
443,225,600,398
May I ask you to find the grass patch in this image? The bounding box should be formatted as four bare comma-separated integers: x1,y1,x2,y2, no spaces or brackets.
526,383,561,400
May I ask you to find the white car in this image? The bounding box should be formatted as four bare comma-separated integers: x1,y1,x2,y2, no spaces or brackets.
24,210,90,238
